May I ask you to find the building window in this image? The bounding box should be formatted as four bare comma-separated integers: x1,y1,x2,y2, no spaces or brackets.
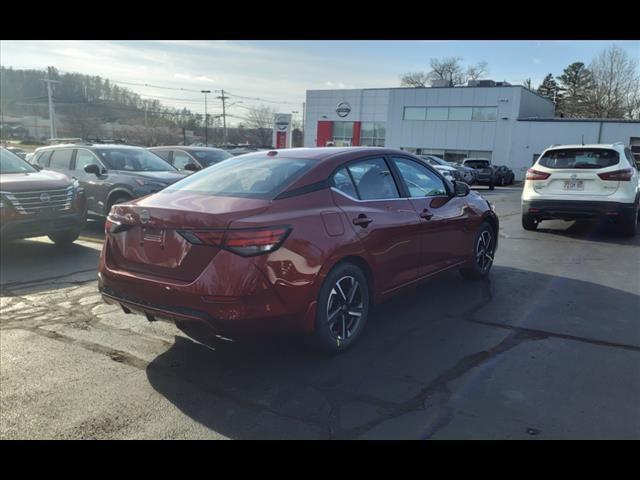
403,106,497,122
472,107,497,121
360,122,385,146
426,107,449,120
332,122,354,146
402,148,493,163
448,107,473,121
403,107,426,120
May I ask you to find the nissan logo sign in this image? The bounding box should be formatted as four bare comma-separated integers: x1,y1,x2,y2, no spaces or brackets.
336,102,351,118
275,116,289,132
40,193,50,202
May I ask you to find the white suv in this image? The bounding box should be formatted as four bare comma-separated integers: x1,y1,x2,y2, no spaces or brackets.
521,143,640,236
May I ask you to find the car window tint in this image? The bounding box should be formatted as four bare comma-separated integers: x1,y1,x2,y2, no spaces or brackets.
538,148,620,169
333,167,358,198
151,150,171,161
75,149,100,171
347,158,399,200
35,150,52,167
173,151,193,170
393,157,447,197
48,149,73,171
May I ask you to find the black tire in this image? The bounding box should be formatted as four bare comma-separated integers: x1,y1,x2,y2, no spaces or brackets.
106,193,132,215
313,262,370,354
460,222,496,280
522,214,539,231
48,229,81,246
488,180,495,191
621,202,638,237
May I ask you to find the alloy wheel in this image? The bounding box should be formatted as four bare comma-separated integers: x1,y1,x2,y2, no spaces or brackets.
326,275,364,341
476,229,494,273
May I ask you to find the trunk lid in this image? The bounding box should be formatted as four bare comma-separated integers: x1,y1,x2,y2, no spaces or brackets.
533,168,619,197
106,191,270,282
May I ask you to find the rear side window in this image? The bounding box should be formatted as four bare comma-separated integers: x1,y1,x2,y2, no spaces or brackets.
333,168,358,198
538,148,619,169
465,160,490,169
48,149,73,170
346,158,399,200
163,155,314,199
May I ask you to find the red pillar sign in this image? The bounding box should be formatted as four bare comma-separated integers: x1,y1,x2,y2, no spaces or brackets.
273,114,292,149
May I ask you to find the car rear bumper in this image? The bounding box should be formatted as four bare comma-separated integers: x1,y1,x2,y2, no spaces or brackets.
0,212,84,240
522,199,636,220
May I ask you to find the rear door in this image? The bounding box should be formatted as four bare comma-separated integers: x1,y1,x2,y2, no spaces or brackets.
330,156,422,293
534,148,623,197
390,156,470,275
47,148,74,177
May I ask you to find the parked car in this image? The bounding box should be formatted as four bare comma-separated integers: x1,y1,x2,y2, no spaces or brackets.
418,155,458,182
521,143,639,236
98,147,499,353
461,158,496,189
494,165,515,186
148,146,233,174
32,143,185,220
0,147,86,245
420,155,476,185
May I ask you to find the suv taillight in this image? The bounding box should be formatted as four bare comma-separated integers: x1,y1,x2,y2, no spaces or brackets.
526,169,551,181
597,169,634,181
178,226,291,257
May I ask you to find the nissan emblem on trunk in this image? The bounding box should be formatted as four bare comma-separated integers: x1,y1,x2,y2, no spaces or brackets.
336,102,351,118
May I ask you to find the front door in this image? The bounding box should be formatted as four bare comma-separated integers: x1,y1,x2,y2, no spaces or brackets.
73,148,109,215
330,156,422,293
390,156,470,276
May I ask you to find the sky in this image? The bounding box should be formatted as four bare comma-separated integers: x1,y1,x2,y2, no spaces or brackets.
1,40,638,125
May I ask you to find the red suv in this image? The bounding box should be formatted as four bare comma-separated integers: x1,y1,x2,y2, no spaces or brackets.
98,147,498,352
1,147,86,245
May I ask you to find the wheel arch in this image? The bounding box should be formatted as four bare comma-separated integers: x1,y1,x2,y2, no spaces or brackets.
105,188,134,213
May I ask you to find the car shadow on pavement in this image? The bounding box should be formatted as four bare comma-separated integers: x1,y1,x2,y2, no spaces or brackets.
145,266,640,439
0,238,101,295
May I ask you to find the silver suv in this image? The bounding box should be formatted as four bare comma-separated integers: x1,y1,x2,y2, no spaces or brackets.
32,143,185,219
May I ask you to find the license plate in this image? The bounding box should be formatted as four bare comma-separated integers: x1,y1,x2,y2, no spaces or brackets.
563,180,584,191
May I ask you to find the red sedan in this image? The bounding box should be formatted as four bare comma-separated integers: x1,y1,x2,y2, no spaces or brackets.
98,147,498,353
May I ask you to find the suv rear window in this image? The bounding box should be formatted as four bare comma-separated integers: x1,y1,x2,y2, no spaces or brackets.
163,155,314,199
464,160,490,169
538,148,620,169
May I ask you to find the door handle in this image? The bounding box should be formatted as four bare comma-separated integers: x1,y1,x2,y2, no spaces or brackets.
353,214,373,227
420,210,434,220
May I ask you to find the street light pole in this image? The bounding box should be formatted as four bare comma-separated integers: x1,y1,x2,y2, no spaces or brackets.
201,90,211,146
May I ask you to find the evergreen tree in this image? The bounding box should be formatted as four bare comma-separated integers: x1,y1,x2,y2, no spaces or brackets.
557,62,594,117
537,73,564,114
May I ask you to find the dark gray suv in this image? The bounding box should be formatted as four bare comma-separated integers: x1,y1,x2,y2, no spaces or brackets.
32,143,185,219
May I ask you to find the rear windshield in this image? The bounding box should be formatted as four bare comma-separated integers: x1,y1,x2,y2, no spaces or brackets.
465,160,490,169
96,148,177,172
163,155,314,199
191,149,233,166
538,148,620,169
1,148,37,174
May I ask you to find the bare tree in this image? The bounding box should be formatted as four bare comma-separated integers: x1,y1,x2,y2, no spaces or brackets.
523,78,533,90
245,105,277,146
400,57,490,87
400,71,430,88
466,61,489,82
587,45,640,119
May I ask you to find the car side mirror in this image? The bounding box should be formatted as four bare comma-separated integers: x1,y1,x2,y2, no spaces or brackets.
84,164,100,175
184,162,200,171
453,180,470,197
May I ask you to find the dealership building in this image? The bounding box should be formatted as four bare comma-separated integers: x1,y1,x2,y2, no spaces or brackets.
303,82,640,180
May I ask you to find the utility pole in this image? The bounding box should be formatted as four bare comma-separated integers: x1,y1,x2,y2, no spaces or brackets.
217,89,229,145
201,90,211,146
302,102,305,146
41,67,61,140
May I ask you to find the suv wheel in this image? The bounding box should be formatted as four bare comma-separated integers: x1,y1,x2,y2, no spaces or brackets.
488,180,495,190
49,229,81,246
621,201,638,237
522,214,539,231
314,262,370,354
107,193,133,214
460,222,496,280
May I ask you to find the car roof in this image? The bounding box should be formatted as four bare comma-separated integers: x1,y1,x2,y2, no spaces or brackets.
36,143,145,151
545,143,623,150
148,146,228,152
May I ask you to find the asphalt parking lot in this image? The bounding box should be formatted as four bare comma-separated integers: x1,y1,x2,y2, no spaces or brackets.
1,184,639,439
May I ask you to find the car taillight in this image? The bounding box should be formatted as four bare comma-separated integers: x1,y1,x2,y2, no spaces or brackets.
178,226,291,257
597,169,634,181
526,169,551,181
